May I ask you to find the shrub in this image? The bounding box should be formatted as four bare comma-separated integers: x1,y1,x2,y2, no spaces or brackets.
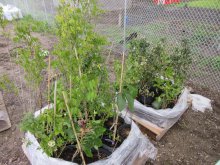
123,39,192,109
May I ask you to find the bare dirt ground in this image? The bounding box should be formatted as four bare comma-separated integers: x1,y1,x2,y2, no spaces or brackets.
154,82,220,165
0,25,220,165
0,25,56,165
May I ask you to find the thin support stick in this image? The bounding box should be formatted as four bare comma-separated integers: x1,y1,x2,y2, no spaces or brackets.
123,0,128,53
113,0,127,141
54,80,57,128
72,149,79,161
47,55,51,133
74,47,88,121
69,76,72,99
74,47,82,78
119,52,125,93
113,50,126,141
63,92,86,165
47,55,51,109
105,42,114,65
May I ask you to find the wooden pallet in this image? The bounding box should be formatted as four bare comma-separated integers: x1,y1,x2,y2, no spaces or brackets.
127,110,187,141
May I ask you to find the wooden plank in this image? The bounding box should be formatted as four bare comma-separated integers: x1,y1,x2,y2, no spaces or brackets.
127,111,164,136
155,109,188,141
128,109,187,141
0,91,11,132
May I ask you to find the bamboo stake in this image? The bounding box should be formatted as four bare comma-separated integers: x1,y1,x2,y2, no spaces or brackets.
105,42,114,65
113,0,128,141
63,92,86,165
46,55,51,133
74,47,82,78
113,51,125,141
74,47,88,122
48,55,51,109
54,80,57,128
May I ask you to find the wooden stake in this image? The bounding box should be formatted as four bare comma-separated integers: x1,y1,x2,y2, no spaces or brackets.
105,42,114,65
48,55,51,109
63,92,86,165
113,52,125,141
47,55,51,133
54,80,57,128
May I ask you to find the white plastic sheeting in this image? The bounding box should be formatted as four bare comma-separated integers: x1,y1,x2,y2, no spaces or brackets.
190,94,213,113
133,88,190,128
131,88,213,129
22,107,157,165
0,3,23,21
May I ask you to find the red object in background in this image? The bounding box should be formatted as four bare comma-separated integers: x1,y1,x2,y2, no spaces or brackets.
154,0,180,5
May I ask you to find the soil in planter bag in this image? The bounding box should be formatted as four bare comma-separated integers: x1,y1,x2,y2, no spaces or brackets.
132,88,191,128
22,106,157,165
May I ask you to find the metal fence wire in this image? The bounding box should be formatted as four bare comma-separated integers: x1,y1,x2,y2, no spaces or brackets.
1,0,220,92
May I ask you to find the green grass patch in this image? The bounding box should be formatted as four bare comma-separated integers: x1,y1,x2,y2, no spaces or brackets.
98,22,168,44
173,0,220,9
17,15,55,34
199,56,220,70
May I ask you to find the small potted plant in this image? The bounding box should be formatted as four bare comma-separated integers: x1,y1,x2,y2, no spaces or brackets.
122,38,192,109
116,38,192,134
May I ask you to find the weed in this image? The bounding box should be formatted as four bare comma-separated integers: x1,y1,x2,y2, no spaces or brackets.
17,15,55,34
0,75,18,95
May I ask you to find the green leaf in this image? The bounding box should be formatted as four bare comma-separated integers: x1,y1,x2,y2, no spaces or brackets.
127,85,138,98
125,93,134,111
83,147,93,158
117,93,126,111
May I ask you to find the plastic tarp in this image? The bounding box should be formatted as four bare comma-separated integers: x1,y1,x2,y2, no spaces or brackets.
190,94,213,113
132,88,190,128
130,88,213,129
0,4,23,21
22,106,157,165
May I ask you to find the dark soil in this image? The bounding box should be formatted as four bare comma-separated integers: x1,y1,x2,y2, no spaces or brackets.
0,24,220,165
57,117,128,163
59,146,112,164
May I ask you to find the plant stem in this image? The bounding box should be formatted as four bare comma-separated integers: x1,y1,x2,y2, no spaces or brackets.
113,52,125,141
63,92,86,165
74,46,88,122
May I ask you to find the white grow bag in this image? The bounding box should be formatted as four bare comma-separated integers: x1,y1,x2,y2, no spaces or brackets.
22,106,157,165
1,4,23,21
132,88,191,129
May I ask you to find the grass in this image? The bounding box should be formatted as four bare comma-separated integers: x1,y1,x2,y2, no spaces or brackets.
173,0,220,9
199,56,220,70
17,15,56,34
98,19,219,48
97,22,168,44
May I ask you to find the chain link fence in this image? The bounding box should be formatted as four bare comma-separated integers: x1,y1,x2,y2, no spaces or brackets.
1,0,219,92
97,0,220,92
